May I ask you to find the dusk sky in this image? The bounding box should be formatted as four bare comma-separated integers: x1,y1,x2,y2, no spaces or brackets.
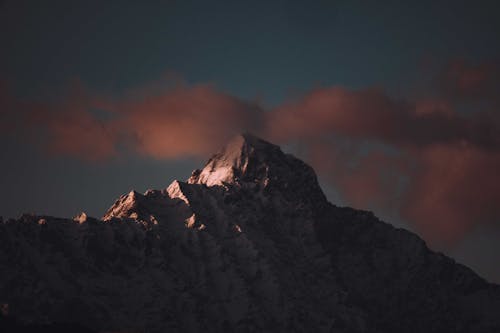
1,0,500,282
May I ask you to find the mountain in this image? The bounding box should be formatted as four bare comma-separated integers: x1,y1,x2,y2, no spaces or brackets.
0,133,499,332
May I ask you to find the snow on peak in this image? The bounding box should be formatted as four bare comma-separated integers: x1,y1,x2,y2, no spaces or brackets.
166,180,190,204
187,133,282,187
102,190,144,221
73,212,88,224
186,133,327,205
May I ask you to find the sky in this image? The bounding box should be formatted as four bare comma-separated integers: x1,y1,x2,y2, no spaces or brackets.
1,0,500,282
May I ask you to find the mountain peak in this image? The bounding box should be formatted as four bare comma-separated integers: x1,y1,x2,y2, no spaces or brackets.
187,133,280,186
188,133,327,205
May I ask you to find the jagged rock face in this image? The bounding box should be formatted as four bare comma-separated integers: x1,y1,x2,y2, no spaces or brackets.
0,134,499,333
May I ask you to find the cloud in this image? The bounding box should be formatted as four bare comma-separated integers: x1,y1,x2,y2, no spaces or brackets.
267,86,500,150
104,84,262,159
1,79,116,161
267,81,500,246
402,144,500,245
1,80,261,161
2,60,500,246
304,138,409,213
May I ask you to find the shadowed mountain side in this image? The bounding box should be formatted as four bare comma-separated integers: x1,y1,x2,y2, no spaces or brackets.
0,312,95,333
0,134,499,332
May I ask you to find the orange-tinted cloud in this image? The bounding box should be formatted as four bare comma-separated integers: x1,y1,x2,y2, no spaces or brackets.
2,60,500,246
305,138,409,213
33,108,116,162
1,80,261,161
0,80,116,161
402,144,500,245
104,84,262,159
268,82,500,246
268,86,500,150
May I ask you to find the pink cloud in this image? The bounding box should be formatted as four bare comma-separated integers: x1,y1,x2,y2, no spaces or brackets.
105,84,261,159
1,80,261,161
268,86,500,150
267,82,500,246
2,60,500,246
306,139,409,213
402,144,500,245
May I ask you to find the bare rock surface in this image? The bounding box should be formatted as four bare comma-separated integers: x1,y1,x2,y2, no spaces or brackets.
1,134,499,332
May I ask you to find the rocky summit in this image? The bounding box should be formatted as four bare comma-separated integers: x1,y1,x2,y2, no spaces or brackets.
0,134,499,332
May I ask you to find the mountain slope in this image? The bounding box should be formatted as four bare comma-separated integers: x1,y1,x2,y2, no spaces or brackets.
0,134,499,332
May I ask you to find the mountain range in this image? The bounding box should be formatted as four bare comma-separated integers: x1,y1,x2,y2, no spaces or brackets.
1,134,499,332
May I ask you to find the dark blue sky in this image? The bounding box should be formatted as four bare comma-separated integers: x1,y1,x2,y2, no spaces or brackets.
2,1,499,100
1,0,500,282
